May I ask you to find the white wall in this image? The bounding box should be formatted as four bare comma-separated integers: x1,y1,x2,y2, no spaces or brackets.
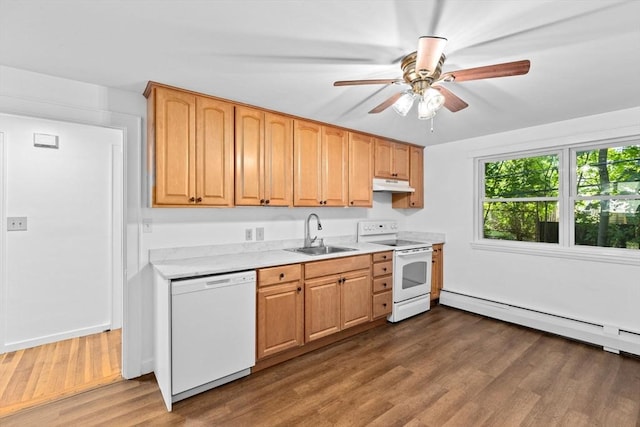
412,107,640,333
3,64,638,378
0,114,122,350
0,65,145,378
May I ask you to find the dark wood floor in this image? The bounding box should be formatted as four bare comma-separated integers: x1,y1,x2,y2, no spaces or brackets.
2,306,639,426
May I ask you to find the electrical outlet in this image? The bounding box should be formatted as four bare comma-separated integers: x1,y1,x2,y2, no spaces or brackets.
245,228,253,241
256,227,264,241
7,216,28,231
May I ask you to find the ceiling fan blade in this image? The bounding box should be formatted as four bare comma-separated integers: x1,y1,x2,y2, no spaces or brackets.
432,86,468,112
444,60,531,82
334,78,402,87
415,36,447,75
369,92,404,114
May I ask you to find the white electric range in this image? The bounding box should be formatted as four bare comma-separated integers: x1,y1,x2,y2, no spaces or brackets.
358,220,433,322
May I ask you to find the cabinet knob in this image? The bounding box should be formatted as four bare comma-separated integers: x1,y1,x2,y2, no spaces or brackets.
265,199,270,205
297,287,302,292
260,199,265,204
279,273,285,279
350,201,354,205
383,283,387,287
411,202,415,206
382,255,387,259
383,303,387,307
196,197,202,203
382,267,387,272
189,197,195,202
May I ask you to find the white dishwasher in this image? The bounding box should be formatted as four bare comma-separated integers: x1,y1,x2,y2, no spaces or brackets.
171,270,256,399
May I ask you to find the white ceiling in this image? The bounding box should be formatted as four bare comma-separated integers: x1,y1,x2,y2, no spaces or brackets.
1,0,639,146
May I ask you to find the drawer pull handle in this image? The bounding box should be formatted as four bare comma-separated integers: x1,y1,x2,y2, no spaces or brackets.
382,267,387,272
279,273,285,279
382,303,387,307
383,283,387,287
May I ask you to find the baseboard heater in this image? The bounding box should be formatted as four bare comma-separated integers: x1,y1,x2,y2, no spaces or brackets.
440,290,640,357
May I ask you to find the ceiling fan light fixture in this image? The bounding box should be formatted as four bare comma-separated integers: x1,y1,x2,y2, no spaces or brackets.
392,91,415,116
417,88,445,120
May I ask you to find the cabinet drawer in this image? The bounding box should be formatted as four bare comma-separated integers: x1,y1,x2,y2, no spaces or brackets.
372,251,393,263
372,261,392,277
372,291,392,318
372,275,392,293
305,254,370,279
258,264,301,287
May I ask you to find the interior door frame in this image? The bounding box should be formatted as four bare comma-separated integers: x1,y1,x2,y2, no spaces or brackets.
0,116,126,364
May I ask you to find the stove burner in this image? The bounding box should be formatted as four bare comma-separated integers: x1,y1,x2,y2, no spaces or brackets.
371,239,428,247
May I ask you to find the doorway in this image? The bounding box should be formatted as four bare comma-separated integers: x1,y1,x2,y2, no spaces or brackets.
0,115,124,413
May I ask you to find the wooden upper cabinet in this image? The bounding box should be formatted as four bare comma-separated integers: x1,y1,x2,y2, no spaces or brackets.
393,145,424,209
293,120,348,207
348,132,373,207
321,126,349,206
235,107,292,206
264,113,293,206
196,97,234,206
148,84,233,206
153,87,196,205
374,138,410,181
293,120,322,206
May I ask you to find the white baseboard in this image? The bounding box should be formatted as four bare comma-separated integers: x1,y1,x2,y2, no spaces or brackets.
440,290,640,356
141,358,155,376
3,323,112,353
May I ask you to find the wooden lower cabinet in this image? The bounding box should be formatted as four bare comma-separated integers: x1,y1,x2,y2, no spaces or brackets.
257,265,304,359
430,243,444,302
371,251,393,318
304,254,371,342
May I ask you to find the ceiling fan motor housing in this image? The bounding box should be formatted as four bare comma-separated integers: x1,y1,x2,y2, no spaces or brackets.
401,51,446,95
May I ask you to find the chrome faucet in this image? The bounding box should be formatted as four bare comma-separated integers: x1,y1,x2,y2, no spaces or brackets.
304,213,323,248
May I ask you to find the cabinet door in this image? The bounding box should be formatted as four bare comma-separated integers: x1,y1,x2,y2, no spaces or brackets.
293,120,323,206
257,281,304,359
430,243,443,301
196,97,234,206
340,269,372,330
154,87,196,205
235,106,264,206
264,113,293,206
348,132,373,207
408,146,424,208
374,138,394,179
321,126,348,206
393,143,410,180
305,275,341,342
393,145,424,208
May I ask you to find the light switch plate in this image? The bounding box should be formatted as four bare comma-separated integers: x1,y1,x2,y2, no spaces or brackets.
7,217,28,231
256,227,264,241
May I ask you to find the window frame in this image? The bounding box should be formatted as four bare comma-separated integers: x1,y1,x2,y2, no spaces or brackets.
472,136,640,266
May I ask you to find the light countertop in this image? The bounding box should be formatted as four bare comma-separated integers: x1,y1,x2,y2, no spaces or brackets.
150,232,445,280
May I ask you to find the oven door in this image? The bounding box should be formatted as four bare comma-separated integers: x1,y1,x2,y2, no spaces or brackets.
393,247,433,302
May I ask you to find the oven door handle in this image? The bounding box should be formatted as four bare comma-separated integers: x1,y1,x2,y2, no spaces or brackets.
396,248,433,257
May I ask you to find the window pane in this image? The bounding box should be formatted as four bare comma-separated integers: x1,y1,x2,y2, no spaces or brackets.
483,201,559,243
485,154,559,198
576,145,640,196
575,199,640,249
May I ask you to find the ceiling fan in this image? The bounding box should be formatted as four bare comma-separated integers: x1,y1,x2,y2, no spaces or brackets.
333,36,530,122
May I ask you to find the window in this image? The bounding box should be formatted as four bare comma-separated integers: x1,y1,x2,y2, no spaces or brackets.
478,140,640,253
483,153,560,243
574,145,640,249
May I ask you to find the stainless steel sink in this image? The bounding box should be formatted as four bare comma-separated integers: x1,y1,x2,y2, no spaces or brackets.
285,245,356,256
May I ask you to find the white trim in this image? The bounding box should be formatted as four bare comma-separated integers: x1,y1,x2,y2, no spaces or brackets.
470,240,640,266
3,323,112,353
475,134,640,256
0,132,5,354
440,290,640,356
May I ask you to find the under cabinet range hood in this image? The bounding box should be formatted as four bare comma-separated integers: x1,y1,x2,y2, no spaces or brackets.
372,178,415,193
